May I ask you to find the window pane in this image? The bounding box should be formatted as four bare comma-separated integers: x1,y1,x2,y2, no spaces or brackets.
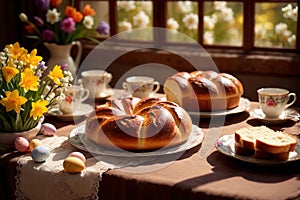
255,3,297,48
166,1,199,43
203,1,243,46
79,1,110,35
117,1,153,41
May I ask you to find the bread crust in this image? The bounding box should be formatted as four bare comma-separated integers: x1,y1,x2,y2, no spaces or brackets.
85,97,193,151
235,143,290,161
164,70,244,112
234,126,298,161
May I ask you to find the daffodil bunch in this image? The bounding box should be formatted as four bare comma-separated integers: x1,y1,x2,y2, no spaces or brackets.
0,42,73,132
19,0,109,45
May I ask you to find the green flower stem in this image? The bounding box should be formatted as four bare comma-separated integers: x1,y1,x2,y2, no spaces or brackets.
30,22,41,36
22,101,32,129
0,112,12,131
15,113,22,131
6,111,16,131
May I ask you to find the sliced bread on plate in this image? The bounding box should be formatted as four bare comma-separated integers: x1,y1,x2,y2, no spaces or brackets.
234,126,298,161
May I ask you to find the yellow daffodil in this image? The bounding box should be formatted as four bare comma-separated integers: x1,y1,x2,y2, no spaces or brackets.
0,42,73,132
0,90,27,113
48,65,63,85
2,61,19,83
19,68,39,92
30,100,48,120
5,42,28,61
24,49,43,68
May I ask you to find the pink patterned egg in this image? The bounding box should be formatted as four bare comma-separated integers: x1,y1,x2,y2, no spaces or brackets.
68,152,86,163
14,137,29,152
40,123,57,136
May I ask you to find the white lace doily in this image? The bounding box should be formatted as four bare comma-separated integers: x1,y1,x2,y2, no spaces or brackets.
15,135,108,200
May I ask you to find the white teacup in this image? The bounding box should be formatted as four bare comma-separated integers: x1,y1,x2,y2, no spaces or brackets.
80,70,112,98
59,85,89,114
257,88,297,118
123,76,160,98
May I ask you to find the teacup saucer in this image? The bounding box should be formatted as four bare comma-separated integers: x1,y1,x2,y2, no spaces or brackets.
48,103,94,121
250,108,300,125
95,88,113,101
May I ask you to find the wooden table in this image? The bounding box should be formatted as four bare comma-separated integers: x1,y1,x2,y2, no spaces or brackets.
100,102,300,200
1,101,300,200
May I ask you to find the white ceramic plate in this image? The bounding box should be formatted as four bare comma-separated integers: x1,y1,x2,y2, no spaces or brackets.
47,103,94,121
188,97,251,118
68,124,204,157
216,134,300,166
250,108,300,125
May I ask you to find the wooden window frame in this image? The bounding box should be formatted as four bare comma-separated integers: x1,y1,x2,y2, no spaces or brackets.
76,0,300,76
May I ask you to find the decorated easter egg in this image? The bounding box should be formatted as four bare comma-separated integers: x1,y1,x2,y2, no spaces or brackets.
40,123,57,136
29,139,42,152
31,145,50,162
68,152,86,163
14,137,29,152
63,157,85,173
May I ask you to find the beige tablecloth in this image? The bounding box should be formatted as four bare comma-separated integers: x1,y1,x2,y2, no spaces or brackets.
15,135,108,200
14,124,156,200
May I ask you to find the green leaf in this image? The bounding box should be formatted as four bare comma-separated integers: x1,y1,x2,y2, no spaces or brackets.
26,35,40,40
86,37,100,44
0,112,12,131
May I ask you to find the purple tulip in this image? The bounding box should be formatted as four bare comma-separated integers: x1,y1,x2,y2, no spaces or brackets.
42,29,54,41
96,21,110,35
35,0,50,11
61,18,75,33
34,16,44,27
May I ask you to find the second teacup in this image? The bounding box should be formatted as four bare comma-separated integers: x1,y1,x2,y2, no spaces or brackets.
80,70,112,98
123,76,160,98
257,87,297,118
59,85,89,114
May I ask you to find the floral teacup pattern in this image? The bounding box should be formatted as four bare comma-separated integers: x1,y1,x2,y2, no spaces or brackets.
80,70,112,98
257,88,296,118
123,76,160,98
259,94,289,107
59,85,89,114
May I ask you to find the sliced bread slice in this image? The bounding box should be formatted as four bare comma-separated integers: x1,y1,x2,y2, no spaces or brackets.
235,126,298,155
235,143,291,161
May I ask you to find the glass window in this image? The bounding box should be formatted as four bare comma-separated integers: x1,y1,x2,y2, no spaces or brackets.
116,1,154,41
203,1,243,46
255,2,297,48
76,0,299,52
166,1,199,43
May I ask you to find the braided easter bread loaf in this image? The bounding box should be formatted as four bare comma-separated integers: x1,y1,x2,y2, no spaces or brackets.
85,97,193,151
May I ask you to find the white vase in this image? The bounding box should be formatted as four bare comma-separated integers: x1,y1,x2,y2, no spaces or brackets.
0,117,44,147
44,41,82,78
